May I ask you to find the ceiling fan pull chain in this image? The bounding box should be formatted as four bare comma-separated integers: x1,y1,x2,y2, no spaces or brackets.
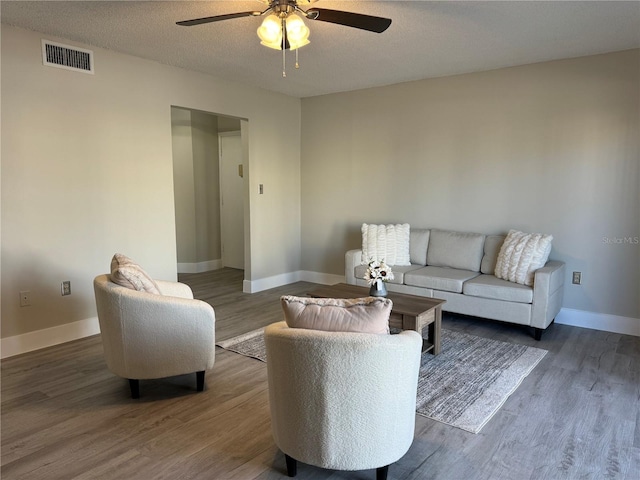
282,45,286,77
295,48,300,69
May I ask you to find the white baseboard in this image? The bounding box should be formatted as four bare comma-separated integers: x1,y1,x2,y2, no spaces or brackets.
243,271,301,293
555,308,639,337
1,316,100,359
298,271,345,285
243,270,344,293
177,259,223,274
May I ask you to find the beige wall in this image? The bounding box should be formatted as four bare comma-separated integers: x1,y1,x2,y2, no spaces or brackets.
301,49,639,319
171,107,222,265
191,110,220,264
1,25,302,338
217,115,242,133
171,107,198,263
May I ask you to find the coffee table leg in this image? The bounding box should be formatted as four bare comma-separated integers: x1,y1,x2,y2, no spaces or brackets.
403,309,441,355
431,307,442,355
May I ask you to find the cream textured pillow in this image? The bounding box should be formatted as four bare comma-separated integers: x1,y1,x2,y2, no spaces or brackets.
494,230,553,286
361,223,410,266
281,295,392,334
110,253,161,294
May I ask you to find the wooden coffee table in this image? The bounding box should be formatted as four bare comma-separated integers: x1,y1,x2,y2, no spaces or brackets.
308,283,446,355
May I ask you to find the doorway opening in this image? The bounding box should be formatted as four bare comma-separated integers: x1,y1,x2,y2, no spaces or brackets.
170,107,248,283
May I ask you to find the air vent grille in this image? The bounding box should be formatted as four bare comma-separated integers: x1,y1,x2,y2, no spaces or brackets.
42,40,94,74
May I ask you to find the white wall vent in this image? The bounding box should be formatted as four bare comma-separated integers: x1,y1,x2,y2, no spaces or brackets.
42,40,94,74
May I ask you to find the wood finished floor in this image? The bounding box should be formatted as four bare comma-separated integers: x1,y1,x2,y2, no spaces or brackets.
2,268,639,479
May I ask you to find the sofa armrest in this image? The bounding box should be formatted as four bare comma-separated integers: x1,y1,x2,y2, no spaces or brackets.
345,249,363,285
531,260,565,329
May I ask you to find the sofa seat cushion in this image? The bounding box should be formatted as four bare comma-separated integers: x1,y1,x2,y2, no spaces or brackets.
404,266,480,293
463,275,533,304
354,263,424,285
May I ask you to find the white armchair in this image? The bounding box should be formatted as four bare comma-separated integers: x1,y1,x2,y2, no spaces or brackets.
93,274,216,398
264,321,422,480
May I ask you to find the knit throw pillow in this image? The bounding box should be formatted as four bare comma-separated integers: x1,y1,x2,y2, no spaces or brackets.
361,223,410,266
494,230,553,286
110,253,161,294
281,295,392,335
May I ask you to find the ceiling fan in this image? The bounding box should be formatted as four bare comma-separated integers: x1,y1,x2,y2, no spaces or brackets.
177,0,392,75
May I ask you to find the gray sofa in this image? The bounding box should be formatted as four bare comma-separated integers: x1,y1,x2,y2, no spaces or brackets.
345,228,565,340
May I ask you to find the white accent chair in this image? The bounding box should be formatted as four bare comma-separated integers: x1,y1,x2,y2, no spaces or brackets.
264,321,422,480
93,274,216,398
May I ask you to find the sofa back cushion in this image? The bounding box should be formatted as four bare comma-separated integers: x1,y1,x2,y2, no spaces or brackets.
426,229,486,272
409,229,430,266
281,295,391,334
481,235,506,275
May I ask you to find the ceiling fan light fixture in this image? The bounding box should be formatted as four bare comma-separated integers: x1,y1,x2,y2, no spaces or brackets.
257,12,310,51
285,14,310,50
257,14,282,49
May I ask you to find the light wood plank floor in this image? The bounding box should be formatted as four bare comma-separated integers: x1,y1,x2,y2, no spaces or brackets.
2,268,639,479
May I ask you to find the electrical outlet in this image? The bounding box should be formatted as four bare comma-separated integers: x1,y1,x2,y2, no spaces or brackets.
61,281,71,296
572,271,582,285
20,291,31,307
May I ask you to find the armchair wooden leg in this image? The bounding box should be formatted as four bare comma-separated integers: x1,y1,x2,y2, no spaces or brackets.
376,465,389,480
284,454,297,477
128,379,140,399
196,371,205,392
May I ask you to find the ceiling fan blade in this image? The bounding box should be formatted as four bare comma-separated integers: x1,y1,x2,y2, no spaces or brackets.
305,8,391,33
177,11,259,27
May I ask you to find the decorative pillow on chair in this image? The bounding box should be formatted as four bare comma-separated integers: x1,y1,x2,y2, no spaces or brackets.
494,230,553,286
110,253,161,294
361,223,410,266
281,295,392,334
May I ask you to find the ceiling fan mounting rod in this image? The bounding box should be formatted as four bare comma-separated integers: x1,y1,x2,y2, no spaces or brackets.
271,0,298,18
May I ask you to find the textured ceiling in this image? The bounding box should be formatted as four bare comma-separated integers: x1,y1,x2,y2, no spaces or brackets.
2,1,639,98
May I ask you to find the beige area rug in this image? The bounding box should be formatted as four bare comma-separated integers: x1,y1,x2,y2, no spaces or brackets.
217,328,547,434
